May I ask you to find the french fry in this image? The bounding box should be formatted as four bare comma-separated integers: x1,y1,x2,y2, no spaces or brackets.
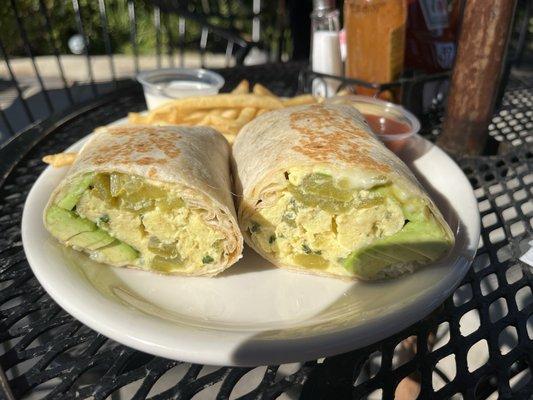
203,115,242,133
205,107,256,131
221,133,237,144
236,107,257,124
131,105,190,124
126,90,320,142
128,112,145,124
43,152,77,168
336,88,353,96
253,83,275,97
221,109,238,119
208,108,226,117
231,80,249,94
156,94,283,112
184,110,208,122
282,94,318,106
202,120,238,137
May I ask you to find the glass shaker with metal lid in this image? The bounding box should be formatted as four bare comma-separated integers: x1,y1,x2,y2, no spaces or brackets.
310,0,342,97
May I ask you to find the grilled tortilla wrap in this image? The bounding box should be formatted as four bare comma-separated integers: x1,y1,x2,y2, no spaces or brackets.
232,103,454,280
44,125,242,276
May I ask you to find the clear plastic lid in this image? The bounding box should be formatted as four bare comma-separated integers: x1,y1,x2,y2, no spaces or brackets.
326,95,420,141
136,68,225,98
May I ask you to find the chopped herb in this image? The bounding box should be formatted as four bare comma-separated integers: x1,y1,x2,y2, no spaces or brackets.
282,199,299,226
314,250,322,255
202,255,214,264
282,211,296,224
269,235,276,244
302,244,312,254
284,171,289,180
250,222,261,233
98,214,110,224
404,219,410,226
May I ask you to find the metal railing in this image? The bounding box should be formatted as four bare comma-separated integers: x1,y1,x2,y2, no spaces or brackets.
0,0,285,141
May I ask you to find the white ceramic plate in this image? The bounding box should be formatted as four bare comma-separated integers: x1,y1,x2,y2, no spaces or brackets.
22,121,479,366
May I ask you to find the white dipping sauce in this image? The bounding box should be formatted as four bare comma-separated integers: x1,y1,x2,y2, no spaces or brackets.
143,80,219,109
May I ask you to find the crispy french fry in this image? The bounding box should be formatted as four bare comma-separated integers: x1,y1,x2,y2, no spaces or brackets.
236,107,257,124
336,88,353,96
221,133,237,144
43,152,77,168
203,107,256,131
208,108,226,117
128,91,319,140
221,109,238,119
231,80,250,94
253,83,275,97
202,121,238,137
137,105,189,124
203,115,242,132
184,110,208,122
282,94,318,106
128,112,146,124
156,94,283,112
197,114,211,127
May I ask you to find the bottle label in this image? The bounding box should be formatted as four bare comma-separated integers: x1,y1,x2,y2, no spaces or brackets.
390,24,406,81
419,0,449,31
435,42,456,69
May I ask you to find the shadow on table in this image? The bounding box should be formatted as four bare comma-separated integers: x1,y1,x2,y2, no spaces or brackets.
0,81,134,145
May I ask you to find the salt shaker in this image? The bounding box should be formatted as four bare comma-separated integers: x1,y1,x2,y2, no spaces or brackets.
310,0,342,97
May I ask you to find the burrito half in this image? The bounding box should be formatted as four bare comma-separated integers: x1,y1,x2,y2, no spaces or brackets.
232,103,454,280
44,125,242,276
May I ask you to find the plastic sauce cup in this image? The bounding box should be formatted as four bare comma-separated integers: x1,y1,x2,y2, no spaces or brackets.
137,68,225,110
326,95,421,153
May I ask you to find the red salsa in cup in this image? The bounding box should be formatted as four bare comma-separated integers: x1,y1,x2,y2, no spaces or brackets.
326,95,421,153
362,114,412,136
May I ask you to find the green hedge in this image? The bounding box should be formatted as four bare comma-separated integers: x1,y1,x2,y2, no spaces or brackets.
1,0,282,57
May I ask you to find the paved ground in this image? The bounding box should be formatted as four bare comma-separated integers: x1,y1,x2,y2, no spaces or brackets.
0,54,230,84
0,54,230,144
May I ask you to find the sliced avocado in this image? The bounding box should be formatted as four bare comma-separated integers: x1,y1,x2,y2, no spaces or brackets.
343,216,451,279
66,228,115,250
99,241,138,264
56,173,94,210
46,205,96,241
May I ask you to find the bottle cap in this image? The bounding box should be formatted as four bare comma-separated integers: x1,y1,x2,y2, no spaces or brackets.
313,0,335,11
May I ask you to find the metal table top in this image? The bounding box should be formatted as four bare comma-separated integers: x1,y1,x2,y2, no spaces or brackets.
0,63,531,400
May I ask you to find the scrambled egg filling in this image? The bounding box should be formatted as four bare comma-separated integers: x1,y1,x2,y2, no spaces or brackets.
245,169,447,278
53,173,225,272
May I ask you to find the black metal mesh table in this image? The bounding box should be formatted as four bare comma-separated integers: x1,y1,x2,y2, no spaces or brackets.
0,63,531,400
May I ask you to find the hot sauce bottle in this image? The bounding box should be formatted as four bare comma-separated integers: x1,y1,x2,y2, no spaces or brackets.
404,0,460,73
344,0,408,97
